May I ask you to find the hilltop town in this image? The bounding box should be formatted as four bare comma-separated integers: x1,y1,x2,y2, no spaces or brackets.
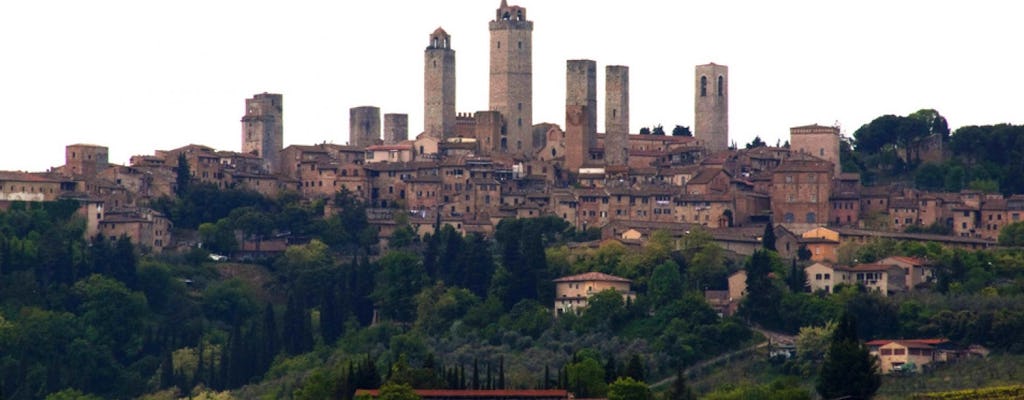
2,2,1017,258
4,2,1024,400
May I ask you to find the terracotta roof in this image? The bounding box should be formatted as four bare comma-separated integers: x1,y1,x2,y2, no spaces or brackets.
355,389,568,399
0,171,60,183
553,271,631,283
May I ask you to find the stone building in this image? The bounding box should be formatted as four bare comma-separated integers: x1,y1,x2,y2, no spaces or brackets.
553,272,634,316
604,65,630,167
64,144,109,178
695,63,729,153
790,124,840,176
383,114,408,145
424,28,456,140
489,0,533,155
241,93,283,174
349,106,382,148
771,157,833,230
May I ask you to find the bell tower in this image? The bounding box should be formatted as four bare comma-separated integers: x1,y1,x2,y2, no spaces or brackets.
489,0,533,155
424,27,455,140
695,63,728,153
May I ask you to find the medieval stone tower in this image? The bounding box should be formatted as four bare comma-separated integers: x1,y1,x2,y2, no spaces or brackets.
349,106,381,148
241,92,283,174
489,0,533,155
604,65,630,167
424,28,455,141
384,113,409,145
790,124,841,175
695,63,728,153
565,59,597,173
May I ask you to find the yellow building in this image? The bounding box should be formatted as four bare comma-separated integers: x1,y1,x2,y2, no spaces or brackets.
867,339,947,374
553,272,634,316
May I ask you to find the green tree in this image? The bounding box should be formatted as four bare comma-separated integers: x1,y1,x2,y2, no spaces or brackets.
745,136,766,149
373,251,426,322
649,261,682,309
999,222,1024,246
739,250,783,327
762,224,776,251
607,377,651,400
651,125,666,136
663,369,696,400
175,153,191,198
787,259,807,293
567,356,607,398
671,125,692,137
376,382,421,400
816,313,880,400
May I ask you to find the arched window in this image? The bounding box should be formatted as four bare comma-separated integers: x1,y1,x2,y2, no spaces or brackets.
501,137,508,150
551,148,557,157
806,212,817,223
700,76,708,97
717,76,724,96
784,213,794,223
432,38,438,48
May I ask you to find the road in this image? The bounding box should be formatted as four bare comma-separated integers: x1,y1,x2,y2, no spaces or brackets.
648,326,796,390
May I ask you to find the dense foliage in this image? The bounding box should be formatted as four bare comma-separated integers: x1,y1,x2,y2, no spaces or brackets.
4,176,1024,398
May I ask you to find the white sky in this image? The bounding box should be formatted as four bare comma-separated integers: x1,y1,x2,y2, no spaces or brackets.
1,1,1021,172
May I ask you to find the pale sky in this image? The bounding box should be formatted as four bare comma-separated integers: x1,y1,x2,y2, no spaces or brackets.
2,1,1021,172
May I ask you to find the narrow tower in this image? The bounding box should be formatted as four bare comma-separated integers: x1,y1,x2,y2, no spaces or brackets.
424,28,455,141
349,106,381,148
489,0,533,155
384,113,409,145
241,92,283,174
695,63,728,153
565,59,597,173
605,65,630,167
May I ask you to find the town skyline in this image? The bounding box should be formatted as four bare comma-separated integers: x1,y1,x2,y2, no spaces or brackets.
2,0,1022,172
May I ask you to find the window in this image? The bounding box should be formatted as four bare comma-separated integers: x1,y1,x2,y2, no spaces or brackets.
700,76,707,97
717,75,724,96
784,213,794,223
785,175,793,183
807,212,816,223
815,274,822,280
824,273,830,280
820,148,825,156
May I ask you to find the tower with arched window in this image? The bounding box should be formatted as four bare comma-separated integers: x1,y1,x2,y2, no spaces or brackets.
424,28,455,141
489,0,533,156
695,63,729,153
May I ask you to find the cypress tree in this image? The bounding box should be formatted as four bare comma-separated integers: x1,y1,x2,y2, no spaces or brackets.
261,303,279,371
788,258,807,293
543,365,550,390
762,223,777,251
321,285,342,344
497,357,505,389
817,312,881,400
472,359,480,390
160,351,175,389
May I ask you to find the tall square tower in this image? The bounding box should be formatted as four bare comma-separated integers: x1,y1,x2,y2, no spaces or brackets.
489,0,533,156
695,63,728,153
241,93,283,174
605,65,630,167
565,59,597,173
424,28,456,141
350,106,381,148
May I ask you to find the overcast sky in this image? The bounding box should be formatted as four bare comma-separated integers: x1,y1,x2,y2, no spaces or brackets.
2,1,1021,172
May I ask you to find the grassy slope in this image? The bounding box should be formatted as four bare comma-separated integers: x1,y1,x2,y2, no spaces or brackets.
683,350,1024,399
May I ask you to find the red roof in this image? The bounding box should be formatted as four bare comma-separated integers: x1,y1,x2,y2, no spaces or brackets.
354,389,569,398
553,271,631,283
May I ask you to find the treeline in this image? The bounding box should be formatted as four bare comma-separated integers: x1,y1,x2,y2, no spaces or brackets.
739,237,1024,352
848,110,1024,195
